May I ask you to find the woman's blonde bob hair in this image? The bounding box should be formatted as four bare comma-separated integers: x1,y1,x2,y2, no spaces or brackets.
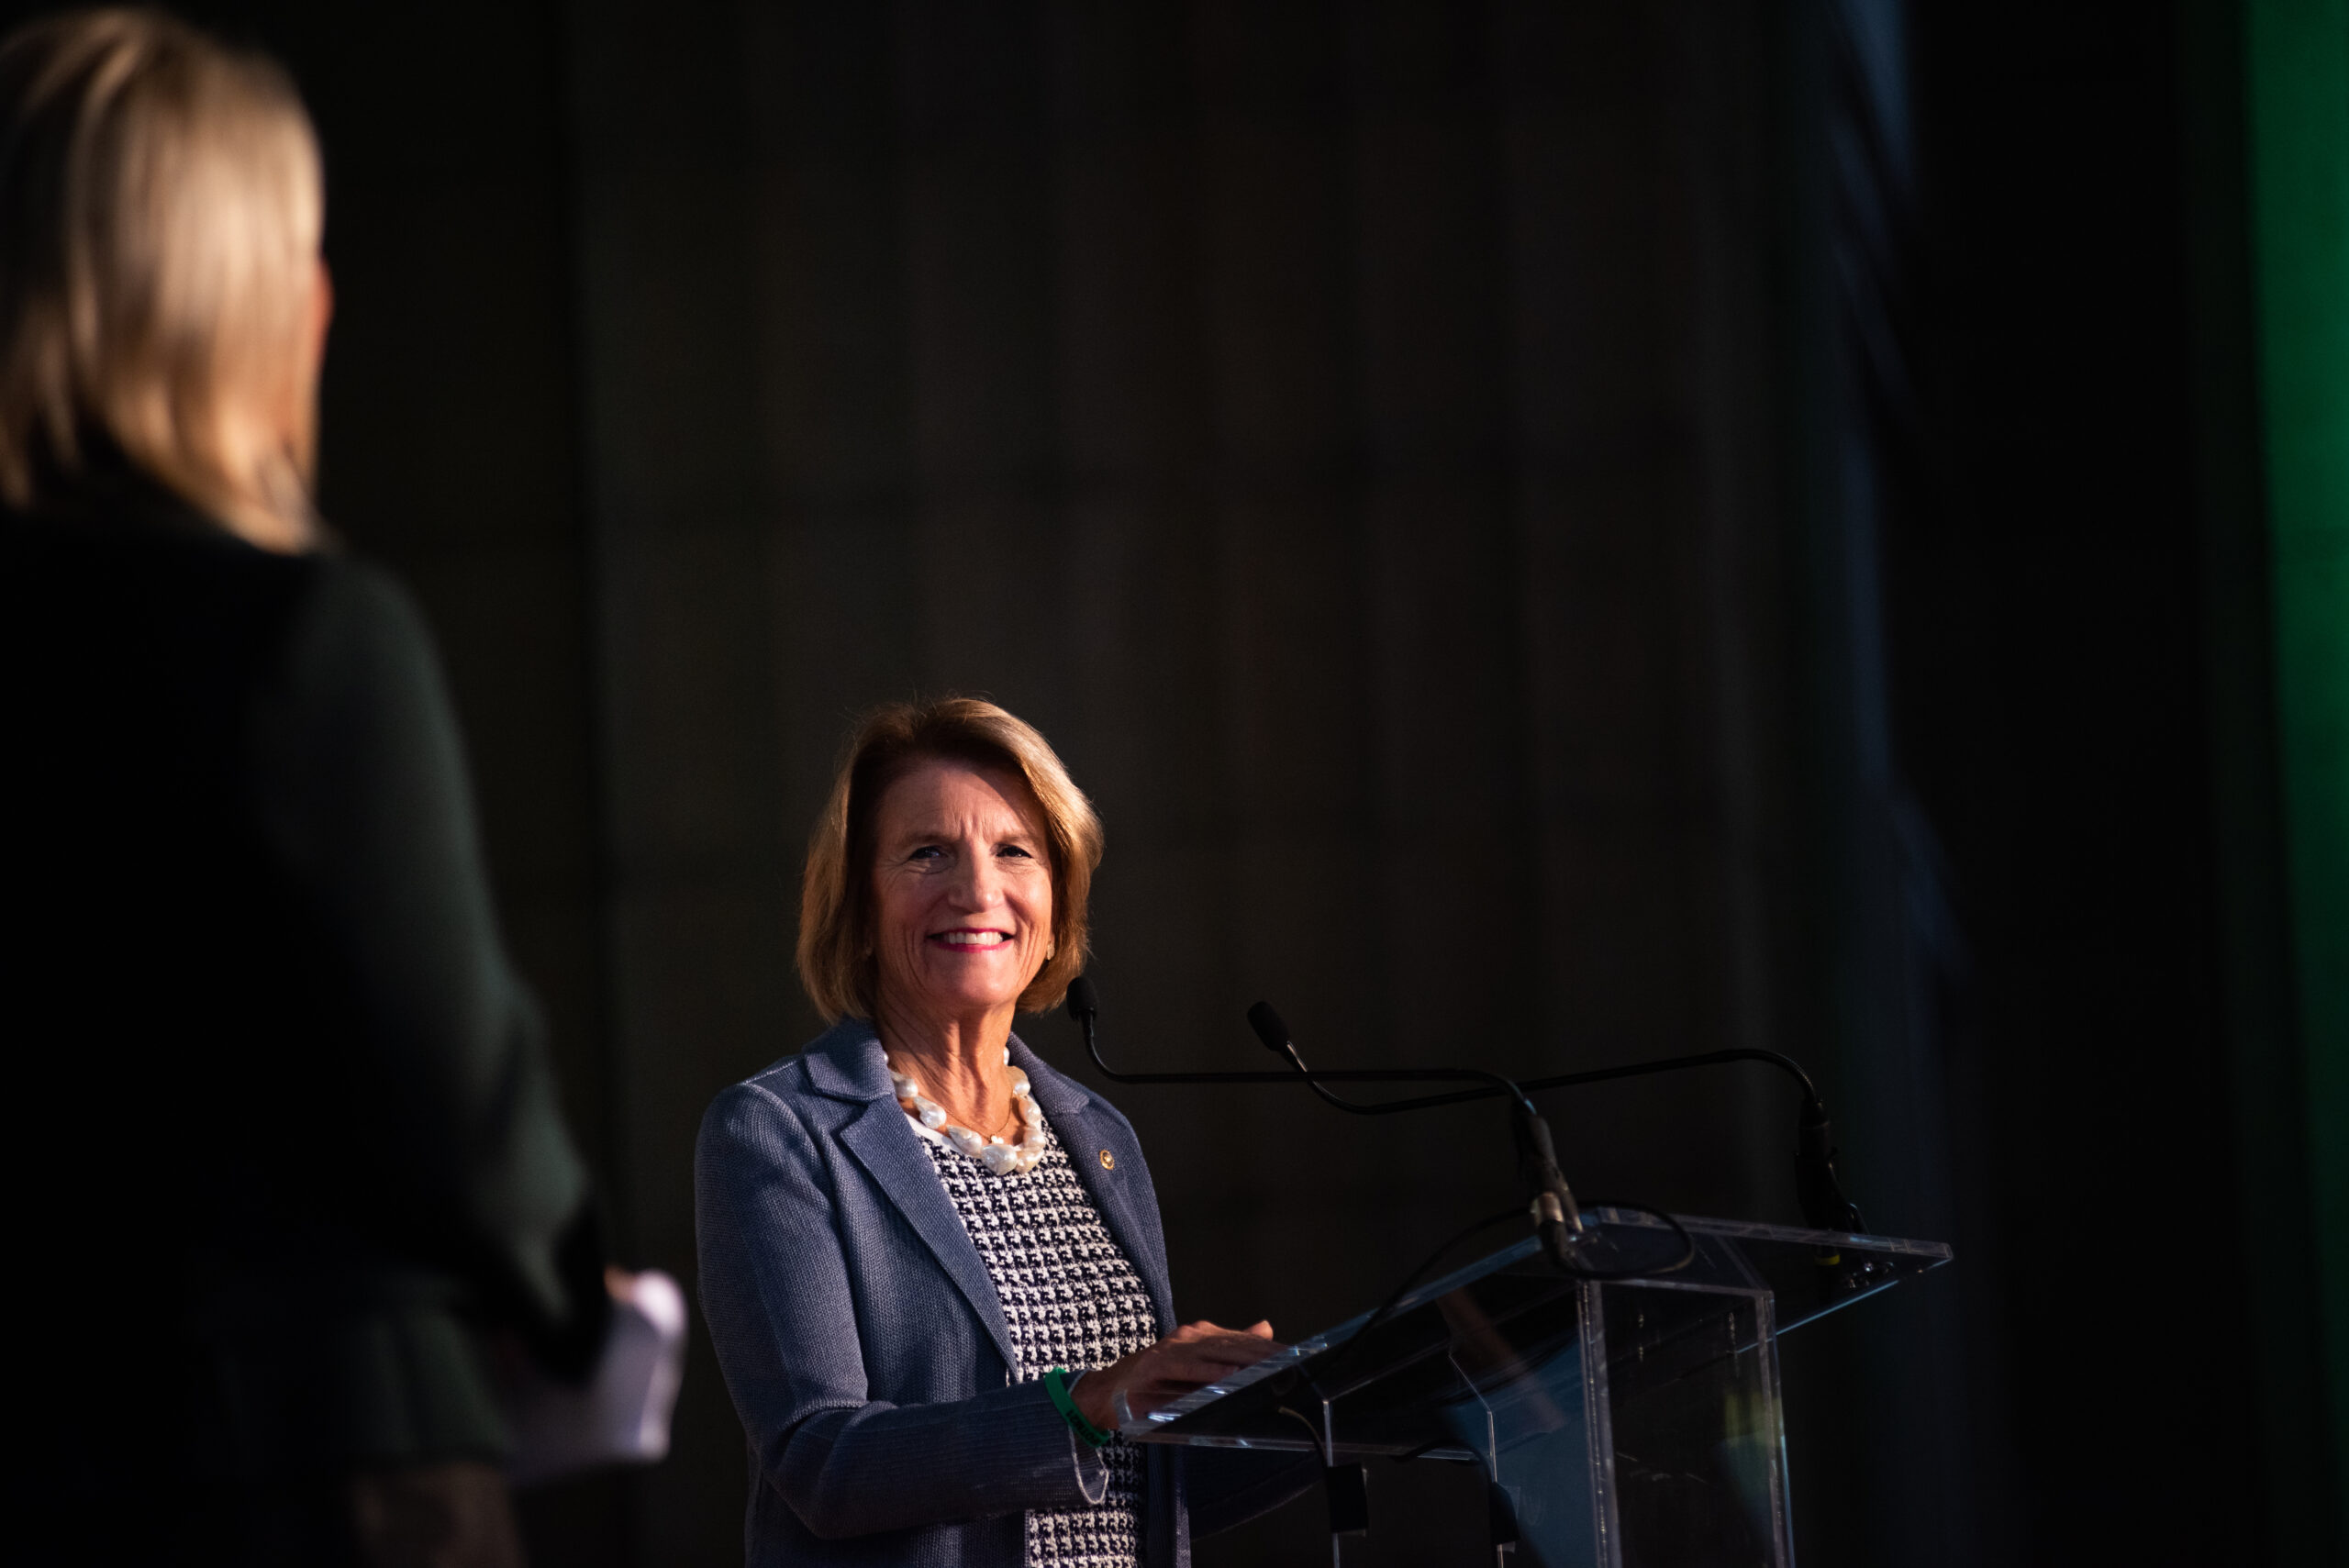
0,8,324,550
799,698,1104,1022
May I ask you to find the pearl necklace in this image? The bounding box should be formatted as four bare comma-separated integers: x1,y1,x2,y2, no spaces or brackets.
886,1046,1050,1175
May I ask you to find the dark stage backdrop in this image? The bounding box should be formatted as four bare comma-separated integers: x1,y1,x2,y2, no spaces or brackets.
556,6,1829,1562
13,0,2335,1564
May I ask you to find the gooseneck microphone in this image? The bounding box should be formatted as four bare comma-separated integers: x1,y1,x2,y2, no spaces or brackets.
1063,977,1588,1268
1066,975,1865,1237
1243,1002,1585,1252
1246,1005,1867,1235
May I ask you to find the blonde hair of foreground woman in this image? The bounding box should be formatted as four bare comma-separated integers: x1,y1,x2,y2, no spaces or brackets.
0,7,327,552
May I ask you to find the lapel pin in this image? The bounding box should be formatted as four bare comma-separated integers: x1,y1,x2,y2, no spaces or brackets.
1098,1150,1116,1170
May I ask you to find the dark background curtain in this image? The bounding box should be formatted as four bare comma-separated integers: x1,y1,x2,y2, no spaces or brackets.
17,1,2335,1563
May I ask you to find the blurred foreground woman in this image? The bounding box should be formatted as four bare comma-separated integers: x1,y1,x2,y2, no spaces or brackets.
0,12,607,1564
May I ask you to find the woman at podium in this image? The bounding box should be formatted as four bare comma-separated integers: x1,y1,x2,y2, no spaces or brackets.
697,698,1307,1568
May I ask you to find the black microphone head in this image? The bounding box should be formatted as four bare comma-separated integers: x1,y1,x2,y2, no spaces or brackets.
1064,974,1099,1022
1244,1001,1290,1055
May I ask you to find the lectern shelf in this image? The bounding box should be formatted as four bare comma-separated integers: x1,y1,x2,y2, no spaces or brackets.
1121,1210,1952,1568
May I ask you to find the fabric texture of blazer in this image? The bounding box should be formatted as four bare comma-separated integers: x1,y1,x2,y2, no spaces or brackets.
697,1018,1308,1568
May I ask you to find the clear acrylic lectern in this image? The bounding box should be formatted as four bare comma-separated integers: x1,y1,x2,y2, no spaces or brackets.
1118,1208,1951,1567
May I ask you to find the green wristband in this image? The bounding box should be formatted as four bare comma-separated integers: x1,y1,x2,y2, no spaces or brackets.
1043,1367,1115,1448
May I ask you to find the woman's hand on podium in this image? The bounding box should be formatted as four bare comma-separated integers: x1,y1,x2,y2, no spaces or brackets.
1073,1319,1282,1430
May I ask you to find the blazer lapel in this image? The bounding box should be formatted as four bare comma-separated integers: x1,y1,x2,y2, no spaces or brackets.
1015,1038,1177,1337
811,1023,1019,1372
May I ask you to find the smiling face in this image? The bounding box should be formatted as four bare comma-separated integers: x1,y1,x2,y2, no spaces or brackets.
867,759,1056,1028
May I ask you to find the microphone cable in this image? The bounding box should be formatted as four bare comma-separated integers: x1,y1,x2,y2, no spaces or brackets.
1064,976,1590,1269
1241,999,1865,1238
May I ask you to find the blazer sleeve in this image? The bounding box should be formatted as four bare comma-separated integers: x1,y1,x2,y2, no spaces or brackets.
248,558,607,1373
696,1081,1114,1540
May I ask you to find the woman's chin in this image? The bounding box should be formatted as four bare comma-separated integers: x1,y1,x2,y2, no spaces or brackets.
901,976,1030,1019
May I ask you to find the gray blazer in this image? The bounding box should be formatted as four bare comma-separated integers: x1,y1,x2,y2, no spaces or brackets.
696,1018,1306,1568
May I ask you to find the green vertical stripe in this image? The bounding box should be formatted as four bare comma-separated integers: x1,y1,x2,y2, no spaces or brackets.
2245,0,2349,1533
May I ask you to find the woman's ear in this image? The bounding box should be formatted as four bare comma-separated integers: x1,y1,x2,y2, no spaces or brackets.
279,253,334,488
311,255,336,342
295,255,333,413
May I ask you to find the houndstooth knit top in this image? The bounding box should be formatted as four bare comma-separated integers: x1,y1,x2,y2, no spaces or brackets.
909,1112,1156,1568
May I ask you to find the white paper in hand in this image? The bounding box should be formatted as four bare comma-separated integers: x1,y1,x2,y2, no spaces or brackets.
506,1270,688,1486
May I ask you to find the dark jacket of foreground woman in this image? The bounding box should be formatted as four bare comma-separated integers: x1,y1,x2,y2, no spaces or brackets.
2,472,606,1557
697,1019,1309,1568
